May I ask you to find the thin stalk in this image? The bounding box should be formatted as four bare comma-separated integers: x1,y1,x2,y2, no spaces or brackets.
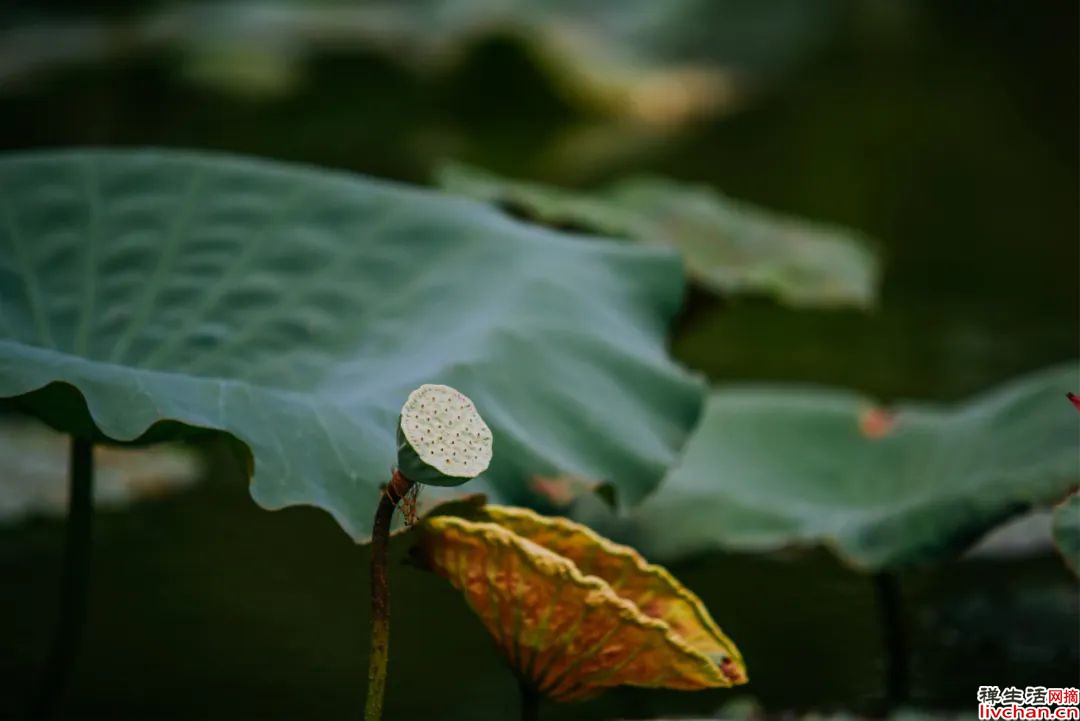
364,471,413,721
519,677,540,721
872,571,910,710
32,437,95,720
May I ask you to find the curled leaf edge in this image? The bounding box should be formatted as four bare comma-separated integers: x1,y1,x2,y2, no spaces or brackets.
421,513,743,694
482,505,745,673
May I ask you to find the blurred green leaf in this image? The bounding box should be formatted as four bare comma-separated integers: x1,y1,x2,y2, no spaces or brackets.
438,162,879,309
963,509,1054,559
0,417,199,523
1,1,841,125
0,149,703,540
616,363,1078,570
1051,491,1080,575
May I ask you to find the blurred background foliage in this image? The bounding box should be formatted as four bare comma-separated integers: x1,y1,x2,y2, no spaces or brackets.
2,0,1075,398
0,1,1076,719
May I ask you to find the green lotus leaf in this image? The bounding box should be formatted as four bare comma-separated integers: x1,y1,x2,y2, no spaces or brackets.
610,363,1079,570
1051,491,1080,576
438,162,879,309
0,149,703,539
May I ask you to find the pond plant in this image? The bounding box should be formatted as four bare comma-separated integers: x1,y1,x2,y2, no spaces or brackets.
438,162,880,309
0,150,704,717
0,148,1075,720
368,385,747,721
448,162,1079,711
572,363,1079,708
413,504,746,720
364,383,494,721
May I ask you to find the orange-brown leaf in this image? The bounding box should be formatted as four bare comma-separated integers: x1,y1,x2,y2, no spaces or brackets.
474,506,744,682
414,508,746,702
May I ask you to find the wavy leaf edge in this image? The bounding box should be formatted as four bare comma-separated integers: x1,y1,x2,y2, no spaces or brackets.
0,148,705,541
480,504,743,669
417,505,746,699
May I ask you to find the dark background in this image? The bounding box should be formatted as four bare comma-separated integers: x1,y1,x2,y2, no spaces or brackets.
1,1,1077,719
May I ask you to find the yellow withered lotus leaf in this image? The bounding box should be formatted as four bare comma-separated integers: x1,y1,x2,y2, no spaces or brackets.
471,506,745,682
414,506,746,702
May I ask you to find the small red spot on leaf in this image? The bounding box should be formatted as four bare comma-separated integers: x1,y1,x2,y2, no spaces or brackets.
531,476,578,506
719,656,747,684
859,406,895,439
1068,392,1080,411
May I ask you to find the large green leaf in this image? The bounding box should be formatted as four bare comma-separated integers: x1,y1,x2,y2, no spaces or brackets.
607,364,1078,570
438,162,879,309
1051,491,1080,575
0,149,704,540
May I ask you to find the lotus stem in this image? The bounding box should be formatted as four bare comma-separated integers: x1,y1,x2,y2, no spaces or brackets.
32,436,95,720
872,571,910,710
364,471,413,721
519,677,540,721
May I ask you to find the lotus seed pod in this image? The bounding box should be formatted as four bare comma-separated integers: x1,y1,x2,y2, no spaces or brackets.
396,384,493,487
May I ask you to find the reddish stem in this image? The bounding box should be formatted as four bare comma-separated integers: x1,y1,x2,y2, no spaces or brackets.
364,471,413,721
